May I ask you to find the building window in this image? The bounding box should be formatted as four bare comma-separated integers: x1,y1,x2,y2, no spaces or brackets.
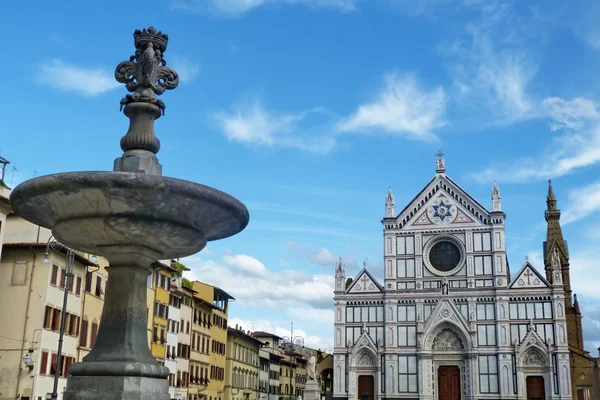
477,325,496,346
345,306,383,323
479,355,499,393
397,326,417,346
476,303,495,320
473,232,491,252
398,355,418,393
509,301,553,320
396,259,415,278
91,322,99,347
474,256,493,275
51,264,58,285
397,305,416,322
85,272,93,293
423,303,437,321
95,276,103,297
396,236,415,255
40,351,48,375
80,319,89,347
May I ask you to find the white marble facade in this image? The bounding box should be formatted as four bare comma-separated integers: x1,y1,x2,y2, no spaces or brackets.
333,158,572,400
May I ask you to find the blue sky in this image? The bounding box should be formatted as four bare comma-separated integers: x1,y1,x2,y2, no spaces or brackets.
3,0,600,352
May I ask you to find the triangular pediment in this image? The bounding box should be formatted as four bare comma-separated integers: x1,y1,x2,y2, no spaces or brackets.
516,327,551,367
390,175,491,230
350,329,379,367
346,268,383,294
422,299,471,341
509,262,550,289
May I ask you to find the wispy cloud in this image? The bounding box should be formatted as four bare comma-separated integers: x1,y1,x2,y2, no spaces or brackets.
170,56,200,83
172,0,357,18
211,98,337,154
246,201,368,224
473,97,600,183
251,220,375,241
285,241,358,269
336,73,447,140
562,180,600,225
37,59,119,96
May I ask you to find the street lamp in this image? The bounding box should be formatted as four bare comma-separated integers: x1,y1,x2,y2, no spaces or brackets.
281,322,304,400
44,236,76,400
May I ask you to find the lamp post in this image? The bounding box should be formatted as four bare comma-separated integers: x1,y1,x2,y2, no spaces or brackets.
281,322,304,400
42,236,76,400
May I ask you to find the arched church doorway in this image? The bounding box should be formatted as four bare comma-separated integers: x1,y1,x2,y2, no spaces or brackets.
357,375,374,400
526,376,545,400
438,365,461,400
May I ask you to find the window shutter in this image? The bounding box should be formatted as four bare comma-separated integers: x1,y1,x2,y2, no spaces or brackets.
91,322,98,347
76,316,80,336
52,308,61,331
85,272,92,292
50,353,58,374
80,320,88,348
76,276,81,295
60,269,65,288
43,306,52,329
51,265,58,285
68,274,74,292
40,351,48,374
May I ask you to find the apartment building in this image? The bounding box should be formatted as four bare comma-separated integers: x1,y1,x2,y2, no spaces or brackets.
252,332,282,400
225,326,262,400
150,262,176,364
188,291,213,400
0,215,99,400
175,281,195,400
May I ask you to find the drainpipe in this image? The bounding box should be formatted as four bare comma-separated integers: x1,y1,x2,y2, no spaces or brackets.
15,250,37,399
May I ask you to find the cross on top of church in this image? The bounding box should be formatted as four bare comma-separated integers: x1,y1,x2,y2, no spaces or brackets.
523,269,534,285
436,150,446,173
360,274,370,290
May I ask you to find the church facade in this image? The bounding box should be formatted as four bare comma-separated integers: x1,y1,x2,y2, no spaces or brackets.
332,155,592,400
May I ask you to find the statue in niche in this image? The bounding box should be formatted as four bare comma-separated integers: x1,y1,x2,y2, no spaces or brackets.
432,328,464,350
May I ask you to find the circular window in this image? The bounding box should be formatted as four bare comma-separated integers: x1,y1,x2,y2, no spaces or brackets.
429,241,461,272
423,235,465,276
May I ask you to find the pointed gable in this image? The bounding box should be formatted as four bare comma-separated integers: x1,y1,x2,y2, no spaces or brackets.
346,268,383,294
509,262,551,289
386,174,491,230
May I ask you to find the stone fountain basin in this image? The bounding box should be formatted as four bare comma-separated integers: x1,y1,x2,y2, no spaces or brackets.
10,171,249,261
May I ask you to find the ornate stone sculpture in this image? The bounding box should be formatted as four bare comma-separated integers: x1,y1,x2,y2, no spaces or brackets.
432,328,464,350
307,352,317,381
115,27,179,113
525,351,544,366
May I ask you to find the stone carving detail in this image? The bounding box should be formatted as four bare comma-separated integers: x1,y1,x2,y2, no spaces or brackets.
524,351,545,366
357,353,375,366
432,328,464,350
441,308,451,318
115,27,179,114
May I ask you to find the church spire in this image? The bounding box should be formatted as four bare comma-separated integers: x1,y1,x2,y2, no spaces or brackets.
335,257,346,292
491,180,502,212
547,179,557,211
436,150,446,173
385,186,395,218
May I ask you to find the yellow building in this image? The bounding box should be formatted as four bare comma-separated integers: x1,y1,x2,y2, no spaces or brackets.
294,357,307,399
189,292,214,400
279,354,297,399
0,214,99,400
225,326,262,400
192,281,234,400
149,261,176,363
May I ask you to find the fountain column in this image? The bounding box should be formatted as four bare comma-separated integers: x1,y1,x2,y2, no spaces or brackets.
10,27,249,400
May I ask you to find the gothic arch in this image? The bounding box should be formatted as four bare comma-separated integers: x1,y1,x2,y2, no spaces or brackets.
350,347,378,368
423,320,472,351
387,328,393,346
336,329,342,346
336,308,341,321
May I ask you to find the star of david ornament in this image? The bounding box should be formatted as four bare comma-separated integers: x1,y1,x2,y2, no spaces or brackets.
432,200,452,221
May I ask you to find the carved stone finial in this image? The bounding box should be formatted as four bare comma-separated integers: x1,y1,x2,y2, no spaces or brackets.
115,26,179,115
436,150,446,173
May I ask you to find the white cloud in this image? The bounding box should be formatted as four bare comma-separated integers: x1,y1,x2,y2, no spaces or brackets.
473,97,600,183
170,56,200,83
286,241,358,269
211,99,336,154
567,251,600,299
37,59,119,96
222,254,268,276
562,180,600,225
336,73,447,140
172,0,357,18
228,317,333,351
182,253,334,310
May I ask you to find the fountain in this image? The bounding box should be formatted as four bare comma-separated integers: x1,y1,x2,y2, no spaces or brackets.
10,27,249,399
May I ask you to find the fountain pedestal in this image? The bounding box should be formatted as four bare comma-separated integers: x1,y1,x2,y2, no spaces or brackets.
10,27,249,400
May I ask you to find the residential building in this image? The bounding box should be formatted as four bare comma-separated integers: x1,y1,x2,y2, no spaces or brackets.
176,281,195,400
294,357,307,399
252,331,282,400
258,352,270,400
188,289,214,400
0,215,98,400
167,274,184,399
150,262,176,364
225,326,262,400
192,281,233,400
333,156,577,400
279,355,296,400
